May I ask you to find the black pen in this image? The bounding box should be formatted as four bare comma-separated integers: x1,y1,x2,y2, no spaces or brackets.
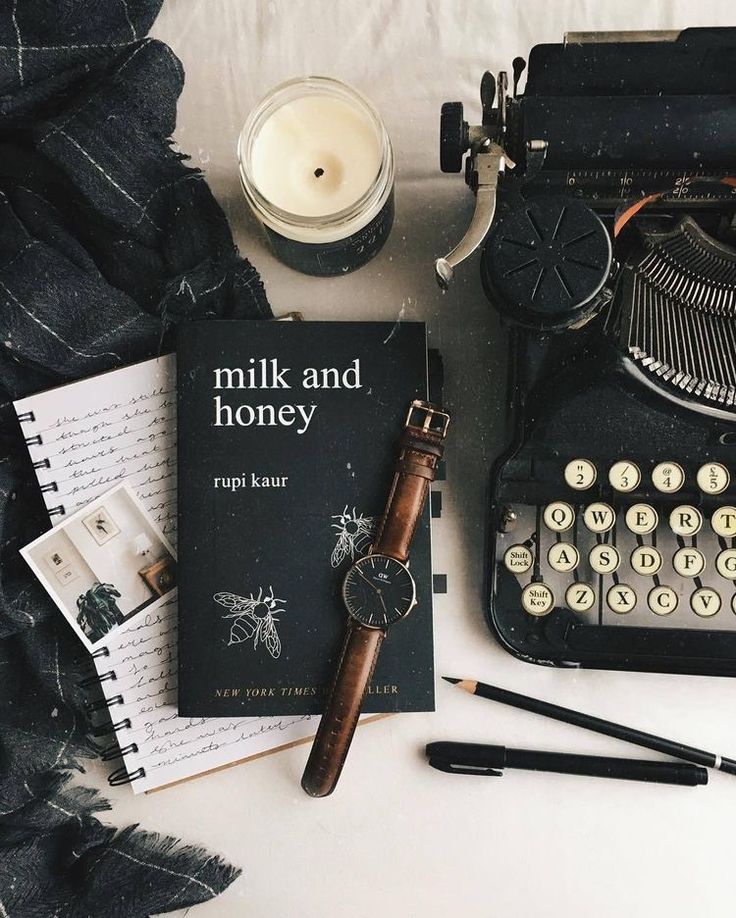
426,742,708,786
444,677,736,776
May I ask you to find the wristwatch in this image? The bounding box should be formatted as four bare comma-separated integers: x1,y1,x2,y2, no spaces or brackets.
301,399,450,797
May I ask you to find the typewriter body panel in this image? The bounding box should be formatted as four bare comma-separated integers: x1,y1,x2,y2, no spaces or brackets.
438,28,736,675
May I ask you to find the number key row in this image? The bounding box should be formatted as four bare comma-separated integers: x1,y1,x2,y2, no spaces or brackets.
564,459,730,495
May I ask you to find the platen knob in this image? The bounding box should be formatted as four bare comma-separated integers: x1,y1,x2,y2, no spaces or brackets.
439,102,468,173
480,196,612,330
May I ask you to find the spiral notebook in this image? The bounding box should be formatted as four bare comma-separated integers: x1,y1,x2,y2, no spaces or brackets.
14,354,317,793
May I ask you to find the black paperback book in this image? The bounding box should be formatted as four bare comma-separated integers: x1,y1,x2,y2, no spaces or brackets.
177,320,435,716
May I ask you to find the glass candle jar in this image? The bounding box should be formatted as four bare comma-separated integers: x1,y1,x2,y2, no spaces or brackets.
238,76,395,277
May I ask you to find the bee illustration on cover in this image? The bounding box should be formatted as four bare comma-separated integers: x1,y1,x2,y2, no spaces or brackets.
330,506,375,568
214,587,285,659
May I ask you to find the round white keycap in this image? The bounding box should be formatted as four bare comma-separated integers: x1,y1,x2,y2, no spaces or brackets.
690,587,721,618
606,583,637,614
732,594,736,616
711,506,736,538
503,544,534,575
547,542,579,573
589,543,621,574
647,585,678,616
565,582,596,613
697,463,730,495
521,582,555,617
608,461,641,493
651,461,685,493
564,459,597,491
625,503,658,535
716,548,736,580
673,547,706,578
583,502,616,533
543,501,575,532
668,505,703,537
630,545,662,576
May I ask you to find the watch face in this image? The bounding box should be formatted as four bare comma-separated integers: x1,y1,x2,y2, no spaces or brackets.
342,554,416,629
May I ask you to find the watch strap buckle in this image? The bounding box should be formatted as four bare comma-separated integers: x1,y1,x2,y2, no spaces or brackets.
405,399,450,438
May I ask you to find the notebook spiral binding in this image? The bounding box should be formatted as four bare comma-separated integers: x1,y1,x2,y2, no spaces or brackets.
78,670,117,689
85,694,124,714
101,742,138,761
108,766,146,786
18,413,65,513
83,645,145,786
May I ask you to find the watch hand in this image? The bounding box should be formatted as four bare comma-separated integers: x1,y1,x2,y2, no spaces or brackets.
356,567,379,593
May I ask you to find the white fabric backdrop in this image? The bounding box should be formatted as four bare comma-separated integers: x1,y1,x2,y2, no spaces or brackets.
87,3,736,916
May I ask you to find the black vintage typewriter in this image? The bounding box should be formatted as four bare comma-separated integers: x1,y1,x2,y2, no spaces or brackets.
437,28,736,676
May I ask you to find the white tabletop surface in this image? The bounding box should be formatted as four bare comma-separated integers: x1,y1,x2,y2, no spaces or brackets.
87,3,736,916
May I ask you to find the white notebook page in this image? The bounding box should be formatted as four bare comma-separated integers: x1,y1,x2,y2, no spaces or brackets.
14,355,315,793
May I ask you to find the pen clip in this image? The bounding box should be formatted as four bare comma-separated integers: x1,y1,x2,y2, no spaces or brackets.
428,758,503,777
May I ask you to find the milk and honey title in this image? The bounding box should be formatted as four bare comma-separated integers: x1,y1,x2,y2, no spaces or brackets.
212,357,362,434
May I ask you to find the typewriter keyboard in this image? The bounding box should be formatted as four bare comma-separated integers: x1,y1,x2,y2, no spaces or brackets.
497,458,736,630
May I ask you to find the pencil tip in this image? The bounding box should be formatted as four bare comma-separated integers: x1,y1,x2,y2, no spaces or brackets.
442,677,478,694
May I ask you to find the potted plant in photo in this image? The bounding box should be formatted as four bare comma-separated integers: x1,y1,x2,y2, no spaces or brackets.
76,582,124,643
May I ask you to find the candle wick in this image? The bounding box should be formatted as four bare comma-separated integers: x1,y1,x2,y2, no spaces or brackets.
314,167,325,178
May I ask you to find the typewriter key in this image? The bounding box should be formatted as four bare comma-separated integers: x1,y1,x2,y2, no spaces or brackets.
606,584,637,614
589,544,620,575
503,544,533,574
564,459,597,491
583,502,615,533
673,547,706,578
652,462,685,493
715,549,736,580
565,582,596,613
697,463,730,495
648,585,678,616
690,588,721,618
631,546,662,576
625,504,658,535
711,507,736,538
669,506,703,537
609,461,640,493
543,502,575,532
521,583,555,616
547,543,579,572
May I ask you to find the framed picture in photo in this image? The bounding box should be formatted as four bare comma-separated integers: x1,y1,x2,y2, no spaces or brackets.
82,506,121,545
44,549,69,571
55,565,79,585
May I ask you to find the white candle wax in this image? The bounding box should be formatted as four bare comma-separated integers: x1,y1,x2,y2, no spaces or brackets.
250,94,382,219
239,77,394,272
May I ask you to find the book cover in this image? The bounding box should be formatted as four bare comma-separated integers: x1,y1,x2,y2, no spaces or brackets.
177,320,435,716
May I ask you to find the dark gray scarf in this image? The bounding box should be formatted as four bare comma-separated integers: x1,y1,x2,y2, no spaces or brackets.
0,2,270,914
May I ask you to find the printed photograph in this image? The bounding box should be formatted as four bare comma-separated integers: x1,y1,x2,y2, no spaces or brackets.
22,483,177,651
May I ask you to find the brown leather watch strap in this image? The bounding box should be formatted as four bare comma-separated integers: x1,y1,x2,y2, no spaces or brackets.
372,403,448,561
301,621,384,797
301,401,449,798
